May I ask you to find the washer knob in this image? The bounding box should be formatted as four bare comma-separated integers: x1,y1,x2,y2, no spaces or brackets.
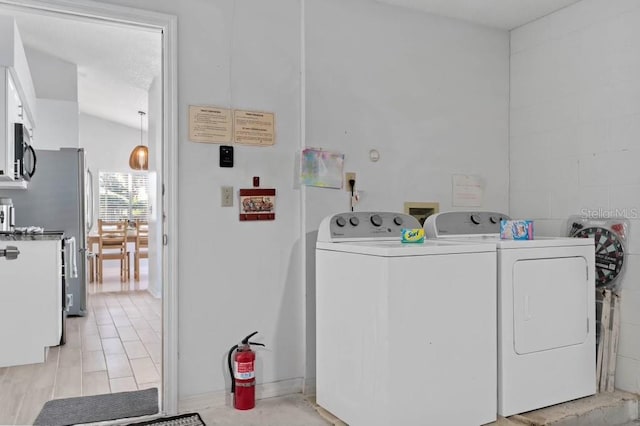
336,216,346,227
350,216,360,226
370,214,383,227
489,216,498,224
470,214,481,225
393,216,403,226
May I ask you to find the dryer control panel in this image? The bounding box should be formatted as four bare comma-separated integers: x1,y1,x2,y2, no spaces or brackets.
317,212,420,242
424,211,510,238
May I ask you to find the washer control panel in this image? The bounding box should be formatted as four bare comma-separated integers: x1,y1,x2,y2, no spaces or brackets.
424,211,510,238
318,212,421,241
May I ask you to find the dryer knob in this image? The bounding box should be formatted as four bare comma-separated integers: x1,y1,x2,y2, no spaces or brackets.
470,214,481,225
393,216,403,226
489,216,498,224
336,216,346,227
370,214,383,227
350,216,360,226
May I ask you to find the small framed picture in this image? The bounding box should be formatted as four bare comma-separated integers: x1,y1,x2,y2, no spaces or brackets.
239,188,276,221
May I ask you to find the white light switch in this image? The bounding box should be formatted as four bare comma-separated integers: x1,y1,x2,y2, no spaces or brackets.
221,186,234,207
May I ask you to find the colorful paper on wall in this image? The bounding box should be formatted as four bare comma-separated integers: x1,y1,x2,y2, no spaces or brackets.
300,148,344,189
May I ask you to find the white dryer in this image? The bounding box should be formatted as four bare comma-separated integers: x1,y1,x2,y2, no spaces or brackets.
316,212,497,426
425,211,596,417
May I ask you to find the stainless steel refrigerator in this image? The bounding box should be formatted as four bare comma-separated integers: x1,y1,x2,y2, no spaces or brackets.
0,148,93,316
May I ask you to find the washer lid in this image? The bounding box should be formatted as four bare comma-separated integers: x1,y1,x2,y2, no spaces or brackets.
316,239,496,256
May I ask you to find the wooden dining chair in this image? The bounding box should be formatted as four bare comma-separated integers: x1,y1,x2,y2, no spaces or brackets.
134,219,149,281
96,219,130,283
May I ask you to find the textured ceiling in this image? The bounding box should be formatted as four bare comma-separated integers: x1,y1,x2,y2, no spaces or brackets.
0,7,161,130
374,0,582,29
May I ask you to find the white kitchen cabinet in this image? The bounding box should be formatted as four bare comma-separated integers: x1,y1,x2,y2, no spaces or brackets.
0,238,62,367
0,16,36,188
0,69,22,182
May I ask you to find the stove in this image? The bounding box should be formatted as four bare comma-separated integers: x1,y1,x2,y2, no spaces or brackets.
0,229,65,241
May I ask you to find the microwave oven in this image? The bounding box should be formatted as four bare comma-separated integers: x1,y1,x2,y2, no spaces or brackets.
14,123,36,181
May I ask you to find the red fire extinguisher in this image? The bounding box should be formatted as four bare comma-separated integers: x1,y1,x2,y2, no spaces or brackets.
227,331,265,410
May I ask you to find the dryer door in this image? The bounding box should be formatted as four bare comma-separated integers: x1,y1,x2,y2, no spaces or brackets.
513,256,589,354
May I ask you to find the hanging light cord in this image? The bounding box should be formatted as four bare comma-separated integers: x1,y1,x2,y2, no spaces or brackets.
139,111,146,146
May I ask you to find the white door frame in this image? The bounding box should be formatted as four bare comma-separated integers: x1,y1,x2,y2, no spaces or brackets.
0,0,180,414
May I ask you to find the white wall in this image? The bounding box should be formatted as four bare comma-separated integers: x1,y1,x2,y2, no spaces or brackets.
304,0,510,383
510,0,640,392
34,99,78,150
95,0,303,399
25,47,78,150
25,47,77,102
80,112,144,174
305,0,509,219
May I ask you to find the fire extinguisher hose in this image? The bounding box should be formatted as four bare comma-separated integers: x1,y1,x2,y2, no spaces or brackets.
227,344,239,394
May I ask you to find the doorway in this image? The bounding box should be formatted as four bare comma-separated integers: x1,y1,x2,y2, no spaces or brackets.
0,0,178,422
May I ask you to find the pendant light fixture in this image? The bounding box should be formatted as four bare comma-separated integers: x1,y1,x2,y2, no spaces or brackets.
129,110,148,171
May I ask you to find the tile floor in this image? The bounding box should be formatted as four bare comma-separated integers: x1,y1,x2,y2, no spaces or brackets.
0,261,161,425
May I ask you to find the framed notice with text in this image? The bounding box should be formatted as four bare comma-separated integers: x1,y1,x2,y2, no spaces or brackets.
188,105,232,143
234,109,275,146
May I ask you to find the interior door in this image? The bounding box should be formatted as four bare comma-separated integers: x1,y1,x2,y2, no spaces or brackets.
513,256,588,354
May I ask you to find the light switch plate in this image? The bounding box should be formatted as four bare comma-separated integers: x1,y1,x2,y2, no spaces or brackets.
221,186,234,207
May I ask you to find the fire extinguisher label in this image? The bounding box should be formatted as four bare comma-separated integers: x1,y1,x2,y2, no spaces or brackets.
234,361,255,379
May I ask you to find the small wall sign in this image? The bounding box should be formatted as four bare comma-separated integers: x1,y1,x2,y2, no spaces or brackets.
452,174,484,207
239,188,276,221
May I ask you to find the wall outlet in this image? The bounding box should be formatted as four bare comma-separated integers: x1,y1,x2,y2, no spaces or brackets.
345,172,356,191
221,186,234,207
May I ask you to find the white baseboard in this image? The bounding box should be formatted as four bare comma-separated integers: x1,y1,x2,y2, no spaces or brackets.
255,377,304,400
146,286,161,299
178,377,304,413
178,389,226,413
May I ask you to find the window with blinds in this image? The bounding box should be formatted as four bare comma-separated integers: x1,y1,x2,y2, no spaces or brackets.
99,171,149,221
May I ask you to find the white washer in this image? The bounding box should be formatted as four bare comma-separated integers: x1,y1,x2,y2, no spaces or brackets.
316,211,497,426
425,211,596,417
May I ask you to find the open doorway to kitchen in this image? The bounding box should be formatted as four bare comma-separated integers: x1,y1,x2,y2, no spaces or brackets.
0,1,177,423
